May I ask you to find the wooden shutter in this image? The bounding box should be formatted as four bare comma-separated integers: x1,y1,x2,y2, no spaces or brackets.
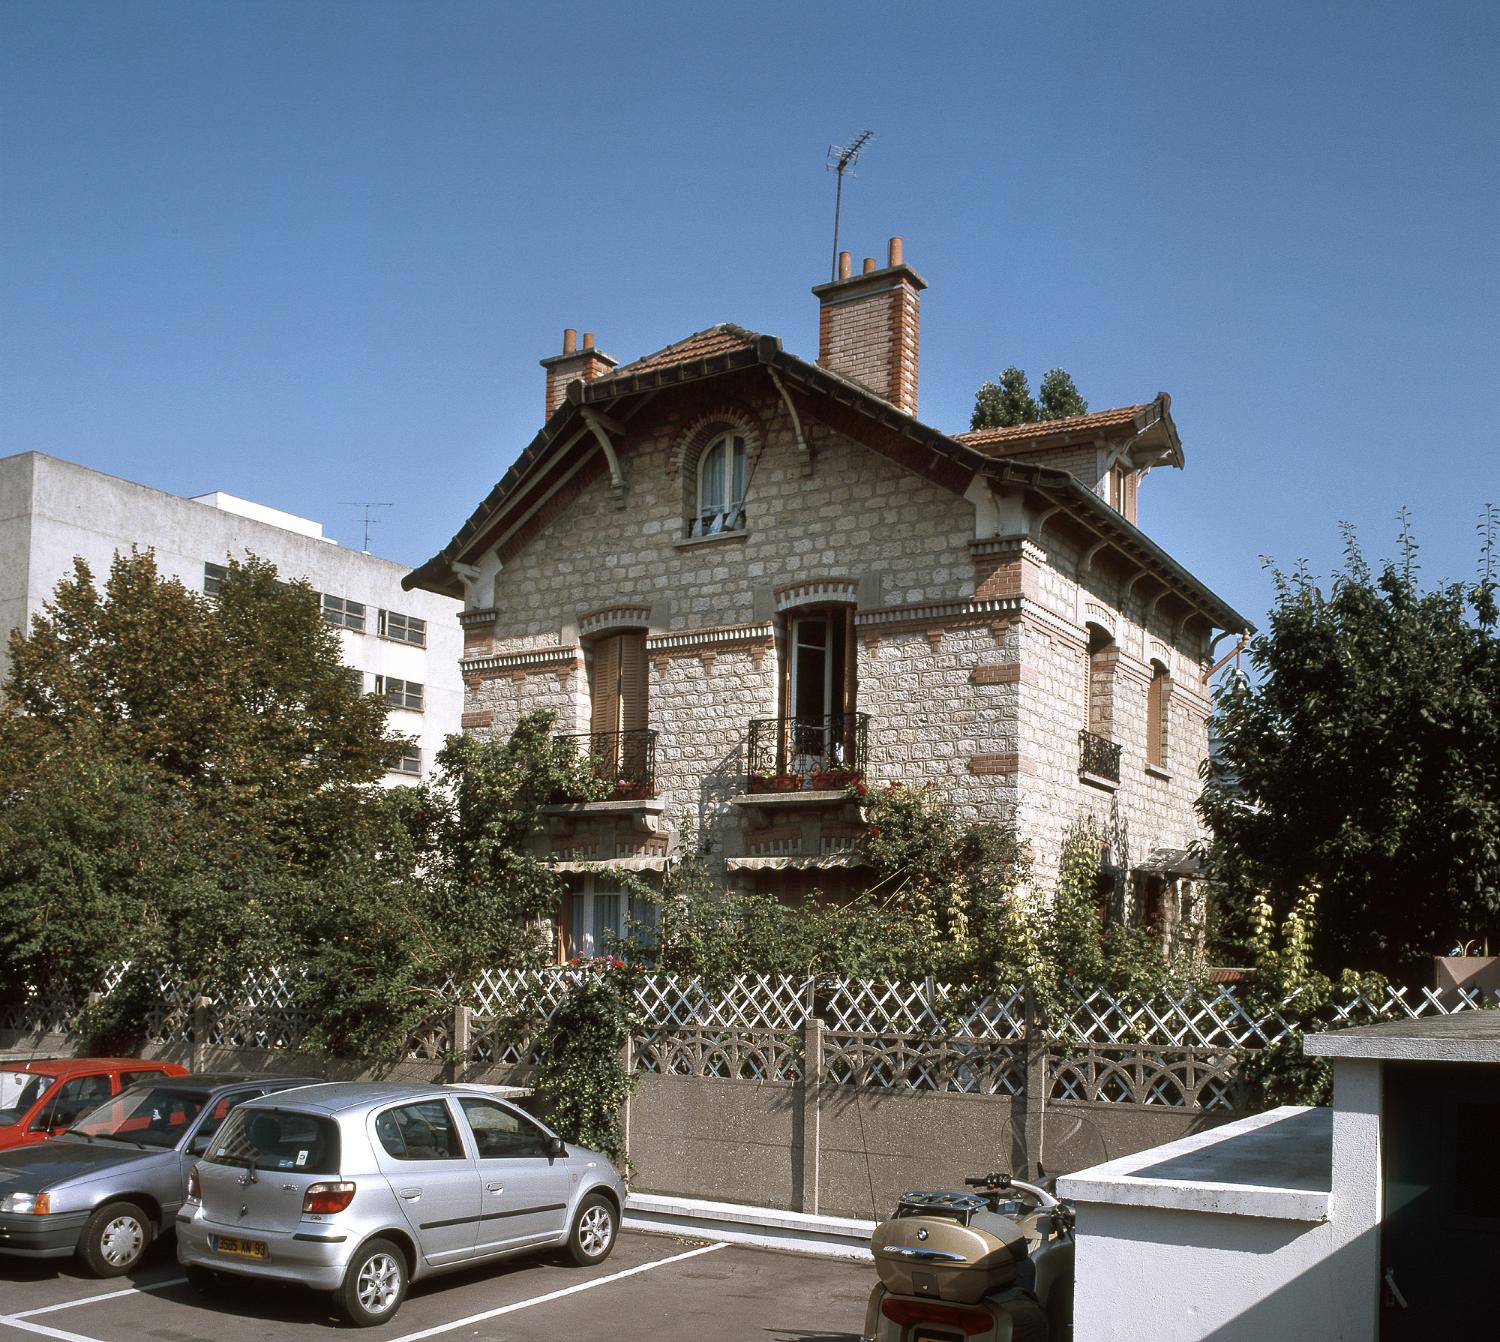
590,635,621,737
618,632,648,733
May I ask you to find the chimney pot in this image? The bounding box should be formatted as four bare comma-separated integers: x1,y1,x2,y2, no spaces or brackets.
838,251,852,280
862,256,877,274
888,236,903,267
541,329,618,421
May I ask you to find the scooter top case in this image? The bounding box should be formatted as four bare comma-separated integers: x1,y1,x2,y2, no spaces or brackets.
872,1191,1031,1305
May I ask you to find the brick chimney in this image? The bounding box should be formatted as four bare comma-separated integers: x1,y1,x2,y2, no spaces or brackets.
811,236,927,415
539,329,618,421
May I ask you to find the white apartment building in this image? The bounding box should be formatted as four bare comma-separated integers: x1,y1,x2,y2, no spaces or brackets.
0,452,462,784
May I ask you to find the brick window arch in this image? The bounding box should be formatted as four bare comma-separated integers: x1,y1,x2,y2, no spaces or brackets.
671,408,763,539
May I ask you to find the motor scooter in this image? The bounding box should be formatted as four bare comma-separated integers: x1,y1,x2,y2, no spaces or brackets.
861,1171,1075,1342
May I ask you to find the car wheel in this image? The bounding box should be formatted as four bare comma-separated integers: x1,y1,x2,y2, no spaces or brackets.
78,1201,152,1277
338,1238,408,1327
567,1193,617,1266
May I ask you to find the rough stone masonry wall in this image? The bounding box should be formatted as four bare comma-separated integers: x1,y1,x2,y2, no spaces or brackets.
858,621,1023,827
459,367,1210,897
479,373,974,648
1015,531,1212,887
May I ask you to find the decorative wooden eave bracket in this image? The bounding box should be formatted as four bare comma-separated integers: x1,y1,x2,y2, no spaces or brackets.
766,366,812,476
579,405,629,509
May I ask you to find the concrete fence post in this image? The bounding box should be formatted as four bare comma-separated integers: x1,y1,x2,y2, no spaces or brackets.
450,1004,471,1084
191,996,214,1073
620,1035,635,1161
1022,989,1050,1178
798,1016,824,1214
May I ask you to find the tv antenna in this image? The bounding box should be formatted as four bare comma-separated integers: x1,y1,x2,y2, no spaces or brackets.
826,130,874,281
340,501,392,553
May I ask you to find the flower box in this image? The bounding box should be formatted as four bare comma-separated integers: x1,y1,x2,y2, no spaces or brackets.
810,768,862,791
749,772,804,794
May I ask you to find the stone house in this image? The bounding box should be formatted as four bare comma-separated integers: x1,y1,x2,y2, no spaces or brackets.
405,239,1250,959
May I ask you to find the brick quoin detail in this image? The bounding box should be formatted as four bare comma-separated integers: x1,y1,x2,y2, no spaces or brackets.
461,710,494,729
968,753,1037,776
971,663,1023,685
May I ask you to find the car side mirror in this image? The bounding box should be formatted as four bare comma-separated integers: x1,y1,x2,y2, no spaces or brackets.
189,1133,212,1155
548,1136,567,1160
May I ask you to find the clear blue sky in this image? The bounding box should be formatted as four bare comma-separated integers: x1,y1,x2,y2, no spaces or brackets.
3,1,1496,629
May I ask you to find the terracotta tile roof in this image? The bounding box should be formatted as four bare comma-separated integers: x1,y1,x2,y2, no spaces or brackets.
599,324,760,380
955,403,1151,451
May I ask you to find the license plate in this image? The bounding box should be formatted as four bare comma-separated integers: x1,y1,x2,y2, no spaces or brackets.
213,1235,268,1259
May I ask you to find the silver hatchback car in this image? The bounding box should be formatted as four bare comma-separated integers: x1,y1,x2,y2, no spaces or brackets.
176,1081,626,1327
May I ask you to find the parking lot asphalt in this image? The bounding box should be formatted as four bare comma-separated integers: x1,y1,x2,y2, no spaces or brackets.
0,1231,869,1342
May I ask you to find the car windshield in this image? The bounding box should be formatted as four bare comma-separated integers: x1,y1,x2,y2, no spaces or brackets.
206,1106,341,1174
67,1084,210,1148
0,1070,55,1124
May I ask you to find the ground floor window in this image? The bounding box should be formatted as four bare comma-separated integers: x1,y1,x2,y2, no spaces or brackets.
562,875,658,960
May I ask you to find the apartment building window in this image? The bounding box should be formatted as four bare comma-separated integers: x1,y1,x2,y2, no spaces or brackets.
203,562,228,597
1146,661,1171,769
692,432,747,537
395,746,421,776
563,876,658,960
1084,625,1117,738
379,608,427,647
783,607,857,772
376,676,424,711
322,593,366,632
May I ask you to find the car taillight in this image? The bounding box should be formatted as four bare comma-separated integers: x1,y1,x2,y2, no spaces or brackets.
880,1296,996,1337
303,1181,356,1214
186,1165,201,1202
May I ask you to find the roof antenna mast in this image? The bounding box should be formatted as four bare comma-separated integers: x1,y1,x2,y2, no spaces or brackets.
339,501,392,554
826,130,874,282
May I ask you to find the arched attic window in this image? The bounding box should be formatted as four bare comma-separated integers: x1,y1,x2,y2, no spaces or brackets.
692,432,747,538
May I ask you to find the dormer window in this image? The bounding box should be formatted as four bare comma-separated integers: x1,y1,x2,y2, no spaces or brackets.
692,432,746,538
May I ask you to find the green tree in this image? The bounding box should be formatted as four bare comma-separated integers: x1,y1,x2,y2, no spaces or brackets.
292,713,607,1058
1200,518,1500,974
1038,368,1088,421
971,367,1088,430
0,551,405,1007
971,367,1038,429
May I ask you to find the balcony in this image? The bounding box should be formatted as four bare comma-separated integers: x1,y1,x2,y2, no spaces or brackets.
1079,729,1122,788
746,713,870,793
556,728,658,801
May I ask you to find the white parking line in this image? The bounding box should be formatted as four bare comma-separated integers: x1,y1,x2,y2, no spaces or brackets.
0,1314,108,1342
384,1240,730,1342
5,1279,186,1321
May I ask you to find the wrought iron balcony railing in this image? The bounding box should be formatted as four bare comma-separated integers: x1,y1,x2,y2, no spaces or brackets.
556,728,658,800
747,713,871,792
1079,729,1122,784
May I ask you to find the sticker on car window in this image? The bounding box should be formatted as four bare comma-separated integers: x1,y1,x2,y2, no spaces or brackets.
296,1150,308,1166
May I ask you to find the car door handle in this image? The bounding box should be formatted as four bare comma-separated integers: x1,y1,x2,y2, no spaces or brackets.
398,1188,421,1200
485,1182,503,1193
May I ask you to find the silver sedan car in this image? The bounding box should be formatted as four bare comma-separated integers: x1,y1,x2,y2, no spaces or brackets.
176,1081,626,1327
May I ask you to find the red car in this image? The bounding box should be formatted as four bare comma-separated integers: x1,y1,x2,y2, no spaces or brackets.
0,1057,189,1151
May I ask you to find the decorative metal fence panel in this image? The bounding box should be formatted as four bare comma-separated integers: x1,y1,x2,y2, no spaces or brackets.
6,965,1494,1115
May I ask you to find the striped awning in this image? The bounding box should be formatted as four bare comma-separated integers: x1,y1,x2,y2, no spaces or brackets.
548,856,669,873
725,853,869,871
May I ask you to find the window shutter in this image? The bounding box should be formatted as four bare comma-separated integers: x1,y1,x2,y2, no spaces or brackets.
618,632,648,733
590,635,621,737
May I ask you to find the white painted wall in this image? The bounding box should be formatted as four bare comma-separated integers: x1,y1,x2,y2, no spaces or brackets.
1068,1202,1345,1340
1059,1106,1375,1341
0,452,462,784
